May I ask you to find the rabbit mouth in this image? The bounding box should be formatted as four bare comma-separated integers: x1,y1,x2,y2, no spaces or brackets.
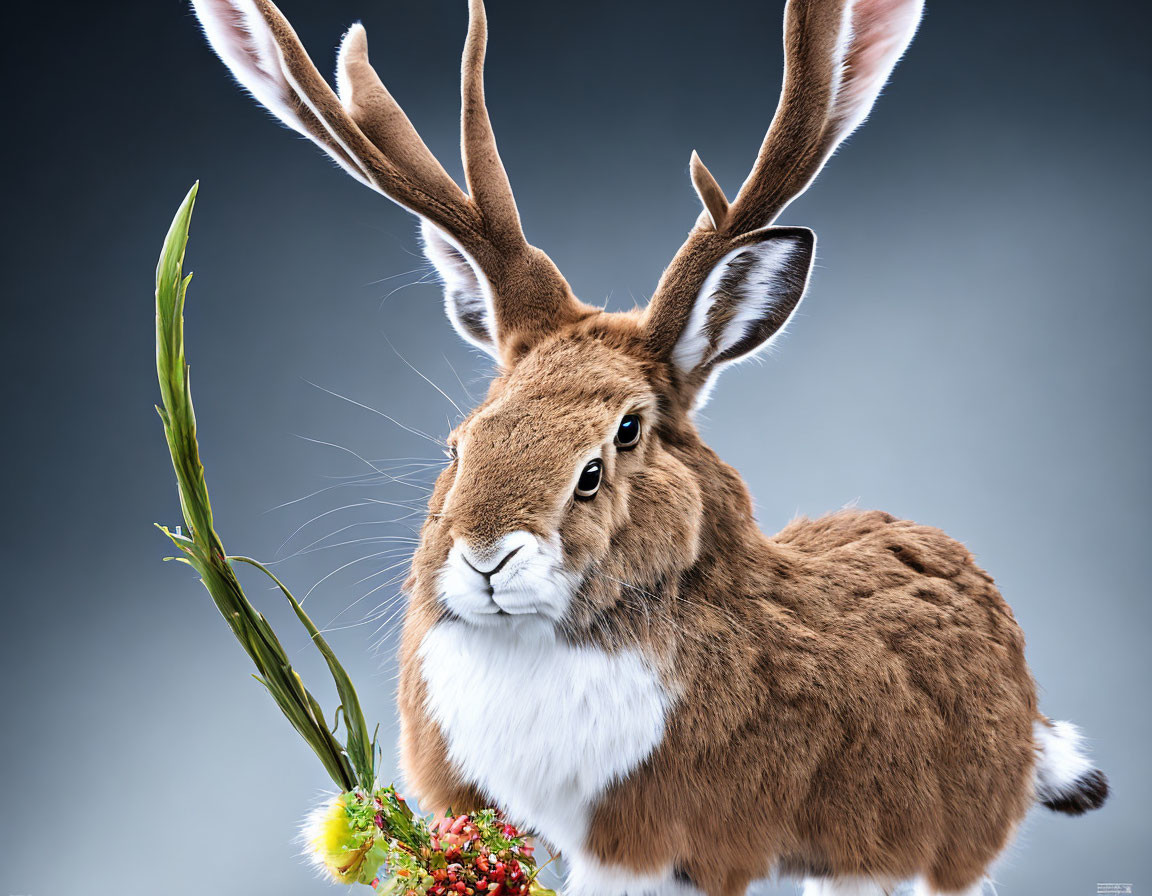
442,580,573,627
470,598,532,618
437,531,576,626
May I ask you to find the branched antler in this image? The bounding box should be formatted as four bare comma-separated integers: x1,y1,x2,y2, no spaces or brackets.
643,0,923,357
194,0,921,365
193,0,587,356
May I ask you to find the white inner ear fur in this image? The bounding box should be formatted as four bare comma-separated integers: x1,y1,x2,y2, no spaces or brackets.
190,0,375,189
671,238,810,378
752,0,924,221
419,220,499,357
192,0,294,126
830,0,925,143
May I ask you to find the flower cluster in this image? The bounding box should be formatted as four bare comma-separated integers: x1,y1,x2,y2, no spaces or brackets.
305,786,555,896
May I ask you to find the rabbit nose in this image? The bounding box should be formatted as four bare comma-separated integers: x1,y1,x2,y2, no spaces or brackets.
461,545,521,579
453,531,537,582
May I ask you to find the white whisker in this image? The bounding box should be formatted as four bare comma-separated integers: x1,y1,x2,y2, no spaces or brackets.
301,380,444,447
381,333,465,419
322,560,414,629
302,549,405,604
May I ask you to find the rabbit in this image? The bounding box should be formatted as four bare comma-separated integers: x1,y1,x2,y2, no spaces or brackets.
191,1,1110,894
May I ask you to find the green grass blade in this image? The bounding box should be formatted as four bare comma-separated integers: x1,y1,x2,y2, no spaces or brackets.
233,556,377,790
153,184,372,793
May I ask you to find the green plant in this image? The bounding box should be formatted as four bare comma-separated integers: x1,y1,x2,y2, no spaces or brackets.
153,184,553,895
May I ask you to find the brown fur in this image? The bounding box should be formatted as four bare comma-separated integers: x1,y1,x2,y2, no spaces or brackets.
191,1,1104,892
398,321,1037,894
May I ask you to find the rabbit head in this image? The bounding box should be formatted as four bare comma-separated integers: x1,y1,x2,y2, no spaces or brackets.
417,220,823,637
191,0,921,638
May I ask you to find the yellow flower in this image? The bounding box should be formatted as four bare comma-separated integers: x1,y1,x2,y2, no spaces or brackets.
302,793,385,885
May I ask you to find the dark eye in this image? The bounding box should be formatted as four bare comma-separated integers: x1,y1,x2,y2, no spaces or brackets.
444,444,458,461
575,459,603,500
615,414,641,450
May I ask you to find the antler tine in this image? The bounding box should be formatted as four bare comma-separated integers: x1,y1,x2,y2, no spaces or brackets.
722,0,852,235
690,150,731,231
250,0,479,237
726,0,924,235
336,24,472,215
338,0,526,253
460,0,526,252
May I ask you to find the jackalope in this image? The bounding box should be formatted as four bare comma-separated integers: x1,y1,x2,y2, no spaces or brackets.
192,1,1109,893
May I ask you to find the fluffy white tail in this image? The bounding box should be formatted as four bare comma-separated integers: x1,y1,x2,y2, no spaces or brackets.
1034,718,1109,815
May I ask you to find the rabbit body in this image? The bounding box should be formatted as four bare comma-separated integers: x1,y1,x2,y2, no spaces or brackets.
190,0,1110,892
397,337,1039,894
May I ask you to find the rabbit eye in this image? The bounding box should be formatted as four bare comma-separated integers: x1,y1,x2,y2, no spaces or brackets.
575,459,603,500
615,414,641,450
444,444,458,461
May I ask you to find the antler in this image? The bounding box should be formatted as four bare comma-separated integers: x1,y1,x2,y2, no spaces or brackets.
644,0,923,356
192,0,584,353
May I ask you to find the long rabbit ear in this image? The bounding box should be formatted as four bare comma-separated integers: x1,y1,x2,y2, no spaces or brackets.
645,0,923,366
191,0,376,188
419,220,499,358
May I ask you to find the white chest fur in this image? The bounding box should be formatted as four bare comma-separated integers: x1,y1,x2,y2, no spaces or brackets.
418,621,670,856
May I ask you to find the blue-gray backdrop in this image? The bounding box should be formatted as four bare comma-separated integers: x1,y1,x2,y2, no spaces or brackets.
2,1,1148,894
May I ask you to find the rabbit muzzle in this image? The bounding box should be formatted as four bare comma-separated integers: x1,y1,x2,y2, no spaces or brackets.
438,530,575,628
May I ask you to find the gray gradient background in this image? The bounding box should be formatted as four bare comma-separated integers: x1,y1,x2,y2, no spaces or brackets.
1,1,1148,894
